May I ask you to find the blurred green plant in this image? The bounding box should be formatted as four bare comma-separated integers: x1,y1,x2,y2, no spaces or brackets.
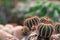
29,1,60,22
11,1,60,25
0,0,31,25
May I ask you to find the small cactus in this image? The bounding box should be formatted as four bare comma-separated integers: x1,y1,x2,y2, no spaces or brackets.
24,27,29,32
37,23,53,40
24,16,40,30
55,23,60,34
23,26,29,36
40,17,53,25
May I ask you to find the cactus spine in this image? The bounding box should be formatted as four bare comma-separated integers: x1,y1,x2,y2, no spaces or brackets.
24,16,40,30
37,23,53,40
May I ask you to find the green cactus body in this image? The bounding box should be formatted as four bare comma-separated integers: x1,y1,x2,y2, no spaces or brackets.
24,16,40,30
55,23,60,34
23,27,29,36
37,36,49,40
37,23,53,40
40,17,54,25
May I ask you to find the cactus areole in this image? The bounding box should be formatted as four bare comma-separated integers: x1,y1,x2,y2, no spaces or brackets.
24,16,40,30
37,23,53,40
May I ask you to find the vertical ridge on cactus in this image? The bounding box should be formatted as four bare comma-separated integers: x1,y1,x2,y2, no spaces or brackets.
37,23,53,40
24,16,40,30
55,23,60,34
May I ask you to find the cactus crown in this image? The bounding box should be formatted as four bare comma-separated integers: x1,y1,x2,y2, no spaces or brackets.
24,16,40,30
38,23,53,38
23,26,29,32
40,17,53,24
55,23,60,34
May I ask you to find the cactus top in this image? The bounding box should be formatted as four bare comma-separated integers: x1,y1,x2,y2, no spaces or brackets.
24,16,40,22
24,16,40,30
40,16,53,25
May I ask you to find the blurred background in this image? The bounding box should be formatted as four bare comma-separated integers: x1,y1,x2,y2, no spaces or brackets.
0,0,60,25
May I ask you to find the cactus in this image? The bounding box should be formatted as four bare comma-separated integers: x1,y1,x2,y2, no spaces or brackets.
37,23,53,40
24,16,40,30
55,23,60,34
23,26,29,36
40,17,54,25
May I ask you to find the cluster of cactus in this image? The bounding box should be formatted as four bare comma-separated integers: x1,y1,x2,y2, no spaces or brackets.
55,23,60,34
24,16,40,30
24,16,60,40
40,16,54,24
37,23,53,40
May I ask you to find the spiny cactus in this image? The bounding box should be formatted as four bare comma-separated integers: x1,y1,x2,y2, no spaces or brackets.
23,26,29,36
55,23,60,34
37,23,53,40
40,16,54,25
24,16,40,30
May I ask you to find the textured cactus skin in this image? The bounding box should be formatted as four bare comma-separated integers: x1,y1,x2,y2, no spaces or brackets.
37,23,53,40
55,23,60,34
24,16,40,30
40,17,53,25
37,36,49,40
